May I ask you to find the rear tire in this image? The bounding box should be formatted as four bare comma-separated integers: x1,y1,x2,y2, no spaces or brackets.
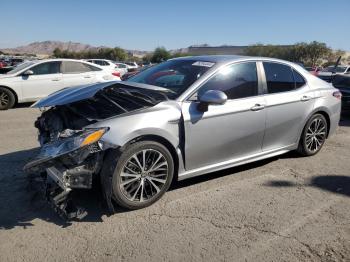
111,141,174,210
0,87,15,110
297,114,328,156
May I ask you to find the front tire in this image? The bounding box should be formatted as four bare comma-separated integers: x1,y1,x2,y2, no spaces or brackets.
111,141,174,210
297,114,328,156
0,87,15,110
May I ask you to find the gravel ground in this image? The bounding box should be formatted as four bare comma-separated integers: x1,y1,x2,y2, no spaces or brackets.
0,107,349,262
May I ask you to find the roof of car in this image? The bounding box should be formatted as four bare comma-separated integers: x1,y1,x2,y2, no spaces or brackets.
172,55,289,63
171,55,308,68
171,55,246,63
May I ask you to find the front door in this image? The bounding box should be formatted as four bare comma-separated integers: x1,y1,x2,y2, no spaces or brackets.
182,62,267,171
21,61,63,101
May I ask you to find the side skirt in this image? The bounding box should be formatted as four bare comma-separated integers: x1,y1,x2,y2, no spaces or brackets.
177,144,297,181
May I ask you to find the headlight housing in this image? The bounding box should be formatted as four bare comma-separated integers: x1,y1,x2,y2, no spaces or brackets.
37,127,109,160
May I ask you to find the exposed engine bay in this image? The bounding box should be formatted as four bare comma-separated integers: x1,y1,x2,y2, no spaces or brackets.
24,83,169,219
35,85,168,145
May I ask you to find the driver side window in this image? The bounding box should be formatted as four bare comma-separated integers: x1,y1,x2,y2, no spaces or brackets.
196,62,259,100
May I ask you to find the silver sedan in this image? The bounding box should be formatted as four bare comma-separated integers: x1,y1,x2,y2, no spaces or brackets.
25,55,341,217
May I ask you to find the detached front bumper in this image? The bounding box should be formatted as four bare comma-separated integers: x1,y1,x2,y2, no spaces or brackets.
23,128,112,219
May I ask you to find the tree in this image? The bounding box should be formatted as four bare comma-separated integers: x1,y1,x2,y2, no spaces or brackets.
151,47,170,63
324,49,346,65
288,42,308,63
113,47,127,61
51,46,128,61
142,53,153,63
305,41,331,66
244,41,332,66
53,48,62,58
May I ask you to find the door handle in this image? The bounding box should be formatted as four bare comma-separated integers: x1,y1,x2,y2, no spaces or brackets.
83,76,92,79
250,104,265,111
300,95,312,102
51,78,61,81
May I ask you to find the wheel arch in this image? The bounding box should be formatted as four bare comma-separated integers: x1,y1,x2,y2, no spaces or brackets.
297,107,332,146
0,85,18,104
123,134,180,182
313,110,331,138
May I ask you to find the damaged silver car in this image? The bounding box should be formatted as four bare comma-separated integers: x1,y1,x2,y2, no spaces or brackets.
24,56,341,218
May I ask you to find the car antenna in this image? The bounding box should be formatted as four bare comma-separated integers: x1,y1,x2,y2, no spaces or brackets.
330,56,342,83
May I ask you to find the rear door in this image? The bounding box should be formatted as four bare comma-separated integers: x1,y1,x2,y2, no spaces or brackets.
21,61,63,100
61,61,98,87
261,61,315,151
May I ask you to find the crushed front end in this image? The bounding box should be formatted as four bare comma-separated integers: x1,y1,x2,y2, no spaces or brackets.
24,82,169,219
24,126,111,219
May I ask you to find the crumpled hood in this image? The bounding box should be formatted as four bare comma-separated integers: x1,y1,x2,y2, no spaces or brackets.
32,82,115,107
32,81,172,108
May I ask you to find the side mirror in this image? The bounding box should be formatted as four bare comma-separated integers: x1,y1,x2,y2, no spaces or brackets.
199,90,227,105
22,70,33,76
197,90,227,112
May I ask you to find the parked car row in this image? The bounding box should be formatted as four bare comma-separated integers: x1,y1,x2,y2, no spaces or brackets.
0,59,120,110
84,59,128,77
84,59,141,75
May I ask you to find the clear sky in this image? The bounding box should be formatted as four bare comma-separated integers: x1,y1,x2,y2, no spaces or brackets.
1,0,349,51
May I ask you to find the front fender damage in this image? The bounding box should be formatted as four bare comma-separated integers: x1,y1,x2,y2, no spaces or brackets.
24,82,170,220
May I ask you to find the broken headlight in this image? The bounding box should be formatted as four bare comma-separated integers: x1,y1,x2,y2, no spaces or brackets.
36,127,109,160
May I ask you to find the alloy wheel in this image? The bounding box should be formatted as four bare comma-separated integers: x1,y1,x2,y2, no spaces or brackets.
120,149,169,202
305,117,327,152
0,91,9,107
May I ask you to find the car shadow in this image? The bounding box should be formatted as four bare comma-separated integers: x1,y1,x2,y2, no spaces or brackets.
264,175,350,197
1,145,345,229
14,102,34,109
0,148,108,230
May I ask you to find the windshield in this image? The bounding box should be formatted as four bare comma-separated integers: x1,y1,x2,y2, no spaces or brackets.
127,59,215,98
7,61,36,74
322,66,347,73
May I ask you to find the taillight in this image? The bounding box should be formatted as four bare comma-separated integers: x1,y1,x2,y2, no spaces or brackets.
112,71,120,77
333,91,342,100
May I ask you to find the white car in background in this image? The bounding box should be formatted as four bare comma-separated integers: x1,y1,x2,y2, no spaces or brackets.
85,59,127,77
114,62,128,75
124,61,139,70
0,59,120,110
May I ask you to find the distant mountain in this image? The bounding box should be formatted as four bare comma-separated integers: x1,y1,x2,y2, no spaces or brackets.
0,41,149,56
0,41,101,55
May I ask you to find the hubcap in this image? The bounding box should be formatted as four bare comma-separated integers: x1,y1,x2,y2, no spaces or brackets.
0,91,9,107
120,149,168,202
306,117,326,152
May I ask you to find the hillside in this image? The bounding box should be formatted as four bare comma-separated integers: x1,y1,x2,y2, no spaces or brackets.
0,41,149,57
0,41,101,55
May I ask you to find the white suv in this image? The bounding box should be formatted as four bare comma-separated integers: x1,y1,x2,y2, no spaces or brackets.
0,59,120,110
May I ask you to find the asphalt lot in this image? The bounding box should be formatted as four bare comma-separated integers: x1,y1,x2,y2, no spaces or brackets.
0,107,349,262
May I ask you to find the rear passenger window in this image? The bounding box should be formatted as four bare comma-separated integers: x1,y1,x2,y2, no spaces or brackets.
293,70,306,88
62,61,94,73
263,62,295,93
198,62,258,100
